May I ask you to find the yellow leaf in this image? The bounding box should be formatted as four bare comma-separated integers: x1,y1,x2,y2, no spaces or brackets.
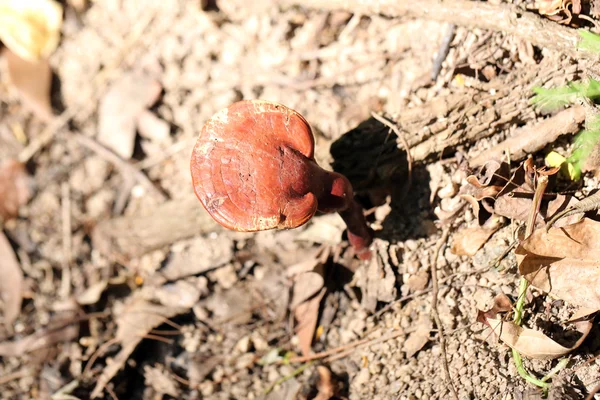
545,151,566,168
0,0,63,62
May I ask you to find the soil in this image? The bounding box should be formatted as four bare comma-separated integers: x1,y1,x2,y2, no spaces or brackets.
1,1,600,399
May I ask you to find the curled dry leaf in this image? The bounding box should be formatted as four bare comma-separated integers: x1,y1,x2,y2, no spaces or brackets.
0,159,33,221
450,215,503,256
0,231,23,325
517,218,600,310
486,317,592,360
476,292,513,324
4,48,54,121
0,0,63,61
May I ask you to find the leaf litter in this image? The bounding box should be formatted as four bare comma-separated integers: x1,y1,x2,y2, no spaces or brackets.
461,157,600,363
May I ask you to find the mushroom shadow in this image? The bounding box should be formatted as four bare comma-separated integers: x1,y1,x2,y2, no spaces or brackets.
330,117,433,245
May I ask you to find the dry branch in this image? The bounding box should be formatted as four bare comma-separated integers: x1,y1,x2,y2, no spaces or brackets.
469,106,586,167
92,194,220,262
284,0,594,60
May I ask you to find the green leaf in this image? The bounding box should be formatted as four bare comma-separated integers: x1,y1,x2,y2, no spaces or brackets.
578,29,600,54
530,79,600,112
530,85,580,112
566,115,600,180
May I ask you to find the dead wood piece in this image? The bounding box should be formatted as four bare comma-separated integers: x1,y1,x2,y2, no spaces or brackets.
92,194,221,262
332,58,580,185
284,0,592,60
470,106,586,167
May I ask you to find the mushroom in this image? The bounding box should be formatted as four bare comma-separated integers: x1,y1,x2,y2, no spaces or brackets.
190,100,373,259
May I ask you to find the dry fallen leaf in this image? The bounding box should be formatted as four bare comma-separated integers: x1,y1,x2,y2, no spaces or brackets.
517,218,600,309
403,318,432,358
0,0,63,61
91,296,186,398
3,48,54,121
486,317,591,360
291,270,325,309
450,215,503,256
494,193,580,228
476,293,513,324
294,287,326,357
314,366,336,400
97,72,162,159
0,231,23,325
0,159,32,221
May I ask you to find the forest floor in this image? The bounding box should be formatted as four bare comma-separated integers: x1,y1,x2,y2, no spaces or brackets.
1,0,600,399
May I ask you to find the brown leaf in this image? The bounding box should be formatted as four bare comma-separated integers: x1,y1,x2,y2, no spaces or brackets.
314,366,336,400
291,270,324,309
486,317,591,359
0,231,23,325
4,48,53,121
495,193,579,228
91,296,186,398
0,159,33,221
403,318,432,358
476,292,513,324
97,72,162,159
450,215,503,256
517,218,600,309
294,287,326,357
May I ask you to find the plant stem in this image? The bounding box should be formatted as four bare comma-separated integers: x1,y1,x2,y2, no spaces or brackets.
512,174,548,388
512,349,550,390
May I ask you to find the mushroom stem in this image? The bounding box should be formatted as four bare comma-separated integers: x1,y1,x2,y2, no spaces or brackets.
307,161,373,259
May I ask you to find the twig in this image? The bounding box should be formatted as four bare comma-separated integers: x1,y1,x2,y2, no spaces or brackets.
60,182,72,298
373,287,434,319
0,368,30,386
586,382,600,400
429,227,459,400
546,189,600,230
283,0,591,60
370,112,413,190
288,329,404,364
73,133,166,201
431,24,456,81
469,106,586,168
264,362,313,394
325,330,405,363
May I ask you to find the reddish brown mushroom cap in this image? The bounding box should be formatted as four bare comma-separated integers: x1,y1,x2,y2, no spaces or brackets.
191,100,320,231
